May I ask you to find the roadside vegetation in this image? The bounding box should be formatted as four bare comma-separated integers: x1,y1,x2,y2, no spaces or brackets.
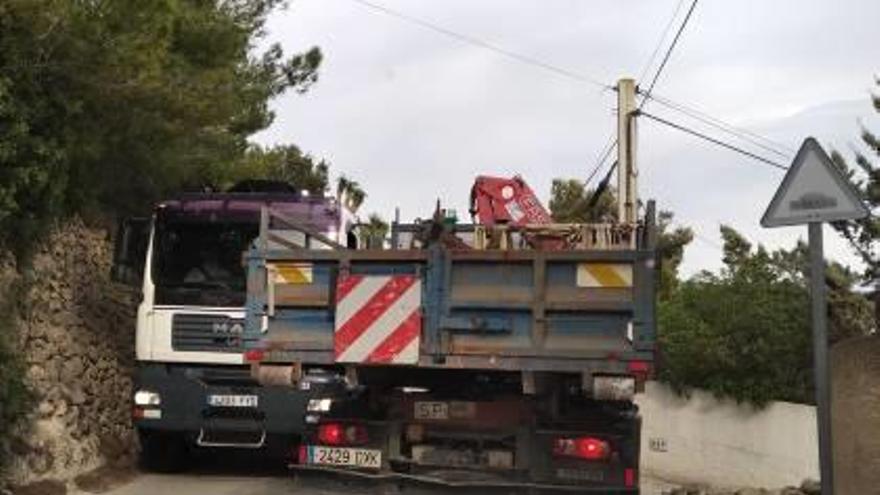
831,79,880,285
0,0,324,261
658,227,871,405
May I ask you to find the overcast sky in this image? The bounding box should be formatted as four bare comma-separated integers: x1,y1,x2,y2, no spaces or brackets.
254,0,880,275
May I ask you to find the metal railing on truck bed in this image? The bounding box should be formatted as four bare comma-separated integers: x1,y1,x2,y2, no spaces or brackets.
242,203,657,376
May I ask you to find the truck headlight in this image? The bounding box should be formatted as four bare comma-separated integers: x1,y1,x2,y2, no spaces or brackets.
307,398,332,412
134,390,161,406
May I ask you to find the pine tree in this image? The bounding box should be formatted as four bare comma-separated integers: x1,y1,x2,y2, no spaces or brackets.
831,78,880,287
0,0,322,257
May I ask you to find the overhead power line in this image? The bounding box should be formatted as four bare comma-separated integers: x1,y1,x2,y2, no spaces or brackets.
348,0,611,90
693,230,725,252
642,92,796,158
628,0,794,174
638,110,789,171
586,0,690,189
639,0,699,107
638,0,688,84
587,0,696,190
347,0,624,191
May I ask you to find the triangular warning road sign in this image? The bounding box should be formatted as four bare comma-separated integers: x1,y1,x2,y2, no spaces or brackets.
761,137,869,228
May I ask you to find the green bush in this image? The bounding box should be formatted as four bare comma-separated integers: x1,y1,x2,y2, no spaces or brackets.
657,226,871,405
658,273,812,405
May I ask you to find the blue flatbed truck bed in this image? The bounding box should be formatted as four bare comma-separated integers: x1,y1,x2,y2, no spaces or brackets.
242,203,658,492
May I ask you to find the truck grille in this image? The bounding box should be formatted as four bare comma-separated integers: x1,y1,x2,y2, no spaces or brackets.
199,366,256,385
172,314,245,353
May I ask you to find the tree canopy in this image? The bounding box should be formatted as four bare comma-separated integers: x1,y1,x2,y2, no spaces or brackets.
230,144,330,195
359,213,389,248
337,175,366,212
0,0,321,257
549,178,616,223
831,78,880,287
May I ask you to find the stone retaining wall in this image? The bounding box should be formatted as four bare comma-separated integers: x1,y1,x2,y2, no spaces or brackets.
831,334,880,495
0,220,138,489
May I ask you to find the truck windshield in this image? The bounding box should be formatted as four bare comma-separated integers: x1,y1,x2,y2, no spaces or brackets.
152,220,258,307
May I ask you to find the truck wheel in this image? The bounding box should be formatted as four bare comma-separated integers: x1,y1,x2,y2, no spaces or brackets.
138,430,189,473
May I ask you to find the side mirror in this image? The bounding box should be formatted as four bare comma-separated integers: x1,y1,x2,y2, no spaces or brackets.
112,217,150,286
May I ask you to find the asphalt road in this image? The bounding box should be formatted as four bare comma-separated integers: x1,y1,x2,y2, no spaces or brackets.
98,463,677,495
101,473,676,495
92,448,677,495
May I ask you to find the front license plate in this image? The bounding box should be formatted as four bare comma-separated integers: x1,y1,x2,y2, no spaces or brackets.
307,446,382,469
207,394,258,408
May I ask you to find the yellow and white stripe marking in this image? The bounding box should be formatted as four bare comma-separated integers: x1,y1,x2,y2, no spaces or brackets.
270,263,313,284
576,263,633,288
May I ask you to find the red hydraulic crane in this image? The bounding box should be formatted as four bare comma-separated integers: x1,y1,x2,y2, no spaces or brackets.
469,175,553,227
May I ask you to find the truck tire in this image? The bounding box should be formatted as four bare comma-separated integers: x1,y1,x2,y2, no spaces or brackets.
138,430,189,473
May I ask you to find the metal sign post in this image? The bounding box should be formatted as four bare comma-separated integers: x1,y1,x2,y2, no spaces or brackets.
808,222,832,495
762,137,870,495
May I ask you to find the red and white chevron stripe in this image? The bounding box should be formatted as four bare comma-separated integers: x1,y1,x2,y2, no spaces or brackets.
334,274,421,364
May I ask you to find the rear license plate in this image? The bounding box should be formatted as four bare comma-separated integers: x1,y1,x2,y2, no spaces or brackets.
413,401,476,420
307,446,382,469
556,467,605,482
207,394,258,408
414,401,448,420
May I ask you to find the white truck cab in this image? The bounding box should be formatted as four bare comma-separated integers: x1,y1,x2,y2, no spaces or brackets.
113,181,356,471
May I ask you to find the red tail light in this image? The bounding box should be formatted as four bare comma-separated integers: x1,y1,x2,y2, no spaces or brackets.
318,422,368,446
318,423,343,444
553,436,611,461
628,360,650,374
244,349,265,362
624,467,636,487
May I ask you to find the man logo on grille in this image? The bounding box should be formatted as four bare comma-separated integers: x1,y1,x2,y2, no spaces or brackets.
211,320,243,348
212,321,244,335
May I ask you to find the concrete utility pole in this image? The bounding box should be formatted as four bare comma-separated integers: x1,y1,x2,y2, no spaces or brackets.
617,78,638,224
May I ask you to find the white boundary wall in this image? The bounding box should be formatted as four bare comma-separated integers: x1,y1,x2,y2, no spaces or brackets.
637,381,818,489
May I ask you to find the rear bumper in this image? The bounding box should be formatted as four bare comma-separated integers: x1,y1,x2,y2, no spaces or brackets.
134,363,307,437
296,410,641,493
